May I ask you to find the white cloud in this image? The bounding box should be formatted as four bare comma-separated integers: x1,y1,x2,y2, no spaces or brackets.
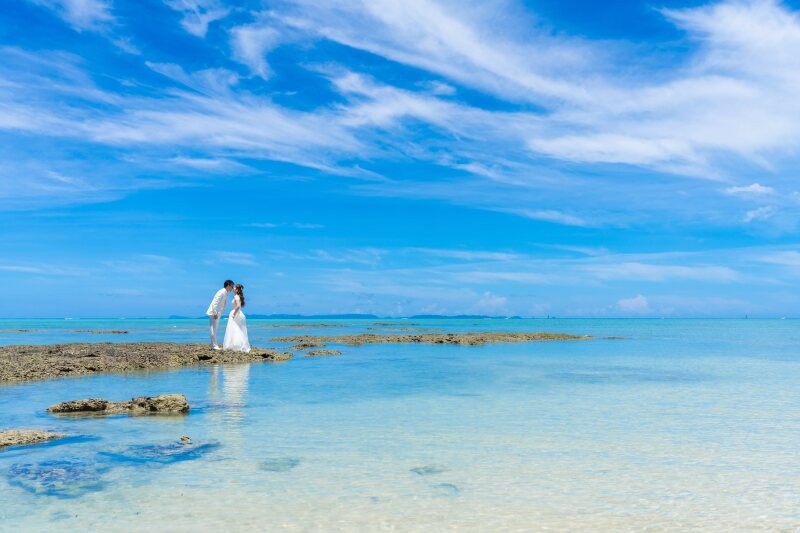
724,182,775,196
268,0,800,181
616,294,651,315
472,291,508,313
409,248,518,262
102,254,174,274
306,248,386,265
505,209,589,227
247,222,279,228
247,222,324,229
230,24,281,79
214,251,258,266
756,250,800,266
0,263,90,276
0,265,45,273
164,0,229,38
30,0,114,31
454,271,551,284
586,262,741,283
272,0,596,103
10,0,800,232
743,205,777,223
146,62,240,95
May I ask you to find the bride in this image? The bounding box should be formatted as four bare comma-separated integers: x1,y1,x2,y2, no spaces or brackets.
223,284,250,352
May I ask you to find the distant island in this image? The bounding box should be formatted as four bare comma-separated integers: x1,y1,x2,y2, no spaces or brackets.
169,314,526,320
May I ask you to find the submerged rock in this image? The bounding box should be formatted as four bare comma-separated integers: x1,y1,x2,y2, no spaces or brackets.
0,343,294,385
47,394,189,416
8,460,108,498
260,457,301,472
302,349,342,357
410,464,448,476
274,332,591,347
101,439,219,464
434,482,461,496
0,429,66,449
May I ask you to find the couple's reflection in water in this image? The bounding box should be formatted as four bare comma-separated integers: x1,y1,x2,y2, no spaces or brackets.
208,363,250,448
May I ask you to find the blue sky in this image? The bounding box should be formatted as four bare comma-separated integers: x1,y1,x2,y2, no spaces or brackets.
2,0,800,318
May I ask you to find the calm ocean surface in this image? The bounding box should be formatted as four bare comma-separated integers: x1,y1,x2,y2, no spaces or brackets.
1,318,799,531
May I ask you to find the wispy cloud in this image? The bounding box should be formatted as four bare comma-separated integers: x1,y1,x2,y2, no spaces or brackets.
102,254,174,274
230,23,281,79
214,251,258,266
724,183,775,196
164,0,229,38
0,262,90,276
408,248,519,262
616,294,651,315
584,262,741,283
29,0,114,31
246,222,325,229
743,205,777,223
505,209,590,227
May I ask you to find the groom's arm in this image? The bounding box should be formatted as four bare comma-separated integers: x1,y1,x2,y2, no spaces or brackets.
209,290,224,319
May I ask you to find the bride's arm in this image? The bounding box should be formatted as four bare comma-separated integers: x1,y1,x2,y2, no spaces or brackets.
231,296,241,318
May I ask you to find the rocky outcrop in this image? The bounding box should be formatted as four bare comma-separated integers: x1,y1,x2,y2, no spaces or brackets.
289,342,325,350
303,349,342,357
72,330,129,334
0,343,294,384
47,394,189,415
0,429,66,449
274,332,591,347
268,323,338,328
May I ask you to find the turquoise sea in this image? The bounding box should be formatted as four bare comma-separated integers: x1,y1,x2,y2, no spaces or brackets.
1,318,799,531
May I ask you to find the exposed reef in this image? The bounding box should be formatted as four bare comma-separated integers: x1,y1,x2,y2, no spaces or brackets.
265,323,339,328
274,332,590,346
288,342,325,350
0,343,293,385
71,330,129,334
303,349,342,357
0,430,66,449
47,394,189,416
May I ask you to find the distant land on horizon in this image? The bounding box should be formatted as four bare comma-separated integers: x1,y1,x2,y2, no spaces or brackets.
167,314,526,320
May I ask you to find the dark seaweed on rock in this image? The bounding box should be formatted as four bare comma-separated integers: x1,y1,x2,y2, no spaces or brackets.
274,332,590,346
0,343,293,385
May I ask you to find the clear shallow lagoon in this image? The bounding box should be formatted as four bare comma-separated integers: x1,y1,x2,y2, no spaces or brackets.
1,319,799,531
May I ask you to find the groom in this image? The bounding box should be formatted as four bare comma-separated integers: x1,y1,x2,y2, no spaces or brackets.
207,280,234,350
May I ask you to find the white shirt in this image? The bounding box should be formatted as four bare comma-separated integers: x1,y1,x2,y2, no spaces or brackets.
206,288,228,317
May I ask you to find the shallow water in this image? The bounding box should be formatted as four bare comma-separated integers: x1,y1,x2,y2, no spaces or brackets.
1,319,799,531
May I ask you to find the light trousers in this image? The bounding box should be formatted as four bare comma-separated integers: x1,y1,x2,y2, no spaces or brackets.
209,315,221,347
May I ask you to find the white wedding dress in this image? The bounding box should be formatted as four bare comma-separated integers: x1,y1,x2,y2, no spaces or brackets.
223,296,250,352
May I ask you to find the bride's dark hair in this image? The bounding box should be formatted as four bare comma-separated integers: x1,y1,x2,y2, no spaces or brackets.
234,284,245,307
